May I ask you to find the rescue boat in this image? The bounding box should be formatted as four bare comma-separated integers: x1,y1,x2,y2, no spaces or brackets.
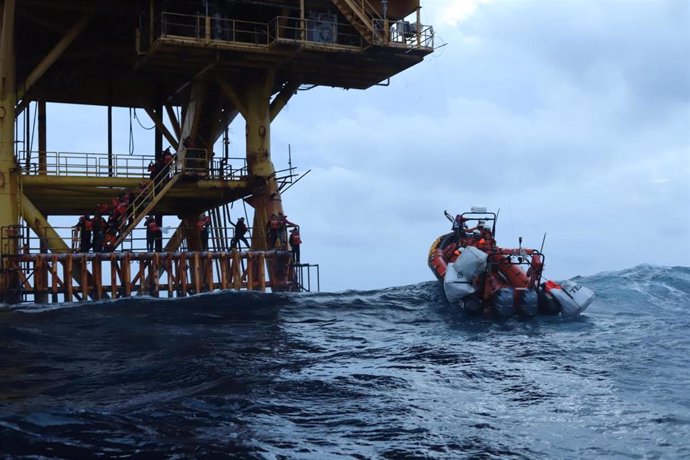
428,208,595,317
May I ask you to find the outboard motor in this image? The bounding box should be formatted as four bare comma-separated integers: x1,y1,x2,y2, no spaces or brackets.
538,280,563,315
517,289,538,317
461,295,483,315
550,280,596,316
538,289,561,315
492,288,515,318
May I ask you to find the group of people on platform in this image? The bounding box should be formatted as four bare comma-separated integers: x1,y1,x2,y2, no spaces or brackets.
142,213,301,264
76,209,302,262
72,147,178,253
70,145,303,263
266,212,301,263
72,190,140,253
147,147,175,183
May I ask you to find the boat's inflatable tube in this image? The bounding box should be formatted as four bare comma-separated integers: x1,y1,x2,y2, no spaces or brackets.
549,280,596,316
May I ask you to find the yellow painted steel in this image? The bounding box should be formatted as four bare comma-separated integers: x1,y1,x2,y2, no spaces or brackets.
1,1,432,302
0,0,19,300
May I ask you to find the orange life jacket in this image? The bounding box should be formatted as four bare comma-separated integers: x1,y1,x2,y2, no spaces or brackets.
269,217,280,230
290,234,301,245
545,280,561,292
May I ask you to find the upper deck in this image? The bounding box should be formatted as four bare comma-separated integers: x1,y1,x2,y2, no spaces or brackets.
15,0,434,108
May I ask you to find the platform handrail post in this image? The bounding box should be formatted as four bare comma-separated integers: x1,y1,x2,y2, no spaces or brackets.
220,252,228,290
110,253,117,298
80,254,89,301
258,252,266,292
93,254,102,300
123,253,131,297
246,253,253,291
64,254,73,302
232,250,241,289
151,253,160,297
51,254,58,303
166,253,174,298
178,253,186,296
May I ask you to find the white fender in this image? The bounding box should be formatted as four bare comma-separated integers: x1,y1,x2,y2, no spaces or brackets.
443,263,475,304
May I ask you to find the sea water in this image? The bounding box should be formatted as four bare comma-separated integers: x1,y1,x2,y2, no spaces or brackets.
0,265,688,458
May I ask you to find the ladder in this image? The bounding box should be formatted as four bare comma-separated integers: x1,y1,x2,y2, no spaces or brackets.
331,0,384,44
111,158,182,250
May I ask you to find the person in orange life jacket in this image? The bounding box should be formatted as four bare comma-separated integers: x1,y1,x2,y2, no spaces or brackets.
452,214,469,240
466,219,487,236
162,147,174,181
230,217,249,250
266,213,280,248
114,200,128,227
277,212,295,248
197,214,211,251
148,158,162,180
92,212,106,252
289,226,302,264
74,215,92,253
162,147,173,165
144,216,161,252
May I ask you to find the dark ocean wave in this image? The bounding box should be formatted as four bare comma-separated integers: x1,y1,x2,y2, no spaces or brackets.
1,265,689,458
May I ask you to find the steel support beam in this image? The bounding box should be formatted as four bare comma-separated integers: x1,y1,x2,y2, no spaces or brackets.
0,0,19,302
142,104,179,149
165,103,181,140
243,70,283,250
20,194,70,254
269,81,299,122
15,14,91,116
21,194,102,301
177,79,206,167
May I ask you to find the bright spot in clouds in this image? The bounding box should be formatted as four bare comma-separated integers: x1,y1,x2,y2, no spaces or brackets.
436,0,493,26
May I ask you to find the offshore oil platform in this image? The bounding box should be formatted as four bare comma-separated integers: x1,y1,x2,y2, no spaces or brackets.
0,0,433,303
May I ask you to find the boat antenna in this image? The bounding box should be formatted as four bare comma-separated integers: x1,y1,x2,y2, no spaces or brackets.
444,210,453,223
540,232,547,253
494,208,500,236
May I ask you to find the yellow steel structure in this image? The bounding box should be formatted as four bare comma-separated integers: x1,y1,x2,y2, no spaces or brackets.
0,0,433,303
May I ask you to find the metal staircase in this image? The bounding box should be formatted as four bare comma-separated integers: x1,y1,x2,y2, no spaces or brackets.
331,0,384,44
110,158,182,250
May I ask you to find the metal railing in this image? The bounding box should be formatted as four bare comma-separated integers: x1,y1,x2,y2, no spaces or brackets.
380,19,434,50
2,250,300,304
15,150,248,180
149,12,433,52
1,222,255,257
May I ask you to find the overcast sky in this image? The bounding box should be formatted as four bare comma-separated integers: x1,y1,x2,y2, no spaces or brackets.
45,0,690,292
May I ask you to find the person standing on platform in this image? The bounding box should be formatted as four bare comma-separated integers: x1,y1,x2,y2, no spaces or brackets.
230,217,250,250
92,213,106,252
266,213,280,248
289,226,302,264
145,216,159,252
74,215,92,253
277,212,295,249
198,214,211,251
